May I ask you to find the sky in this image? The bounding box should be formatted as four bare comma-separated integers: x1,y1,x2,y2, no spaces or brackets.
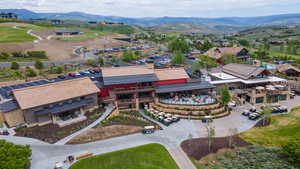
1,0,300,18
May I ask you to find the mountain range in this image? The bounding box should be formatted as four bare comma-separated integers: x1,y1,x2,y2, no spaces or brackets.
1,9,300,33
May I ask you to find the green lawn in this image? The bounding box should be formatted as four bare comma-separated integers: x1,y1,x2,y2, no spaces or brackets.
268,50,300,59
240,107,300,147
55,31,110,41
0,26,37,43
69,144,179,169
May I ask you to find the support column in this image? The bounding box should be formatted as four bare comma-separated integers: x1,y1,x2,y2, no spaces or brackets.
134,93,139,111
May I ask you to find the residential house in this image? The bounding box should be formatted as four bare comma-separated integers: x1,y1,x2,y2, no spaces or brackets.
277,64,300,77
204,47,250,63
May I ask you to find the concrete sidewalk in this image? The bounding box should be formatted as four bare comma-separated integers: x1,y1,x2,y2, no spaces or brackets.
54,104,114,145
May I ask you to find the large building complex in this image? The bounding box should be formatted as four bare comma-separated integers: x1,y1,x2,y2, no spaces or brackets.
0,64,291,128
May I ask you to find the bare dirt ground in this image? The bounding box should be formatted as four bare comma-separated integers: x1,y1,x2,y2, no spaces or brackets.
0,22,36,27
67,124,143,144
0,32,129,61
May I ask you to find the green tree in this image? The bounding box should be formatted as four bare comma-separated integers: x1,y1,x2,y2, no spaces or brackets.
261,106,272,126
0,140,32,169
221,54,238,65
25,66,37,77
199,40,213,51
171,51,185,65
220,85,231,107
282,138,300,167
168,38,191,53
206,124,215,152
238,39,250,47
111,55,117,63
10,62,19,70
0,52,10,60
122,50,134,62
98,56,104,66
34,60,44,70
86,59,95,66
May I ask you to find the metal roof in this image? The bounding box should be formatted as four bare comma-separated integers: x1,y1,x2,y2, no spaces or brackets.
0,100,19,113
55,30,80,33
103,74,159,85
156,81,215,93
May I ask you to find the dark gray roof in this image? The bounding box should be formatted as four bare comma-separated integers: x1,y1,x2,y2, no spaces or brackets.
55,30,80,33
103,74,159,85
222,63,267,80
35,98,93,116
156,81,215,93
0,100,19,113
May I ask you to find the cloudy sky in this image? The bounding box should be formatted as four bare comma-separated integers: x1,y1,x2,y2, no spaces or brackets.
1,0,300,18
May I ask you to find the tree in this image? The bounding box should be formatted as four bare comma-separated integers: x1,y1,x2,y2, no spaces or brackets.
171,51,185,65
111,55,117,63
25,66,37,77
199,40,213,51
168,38,191,53
261,105,272,126
0,140,32,169
282,138,300,166
205,123,215,152
86,59,95,66
98,56,104,66
122,50,134,62
220,85,231,107
228,128,238,148
34,60,44,70
10,62,19,70
221,54,238,65
238,39,250,47
0,52,10,60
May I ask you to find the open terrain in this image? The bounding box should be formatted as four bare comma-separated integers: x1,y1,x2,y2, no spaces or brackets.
240,106,300,147
0,22,129,61
69,144,179,169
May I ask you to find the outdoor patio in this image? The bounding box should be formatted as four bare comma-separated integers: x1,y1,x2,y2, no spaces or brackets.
160,95,215,106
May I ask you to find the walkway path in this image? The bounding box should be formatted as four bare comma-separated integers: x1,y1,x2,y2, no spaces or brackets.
0,97,299,169
54,104,114,145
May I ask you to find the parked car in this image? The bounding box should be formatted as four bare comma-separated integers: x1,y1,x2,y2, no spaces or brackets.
202,116,213,123
68,73,76,77
249,112,261,120
242,110,250,116
57,75,66,79
250,107,256,112
142,126,155,134
163,119,172,126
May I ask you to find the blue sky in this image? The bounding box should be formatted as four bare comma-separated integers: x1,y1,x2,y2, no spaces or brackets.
1,0,300,18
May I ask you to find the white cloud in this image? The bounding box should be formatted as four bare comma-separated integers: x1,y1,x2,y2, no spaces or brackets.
0,0,299,17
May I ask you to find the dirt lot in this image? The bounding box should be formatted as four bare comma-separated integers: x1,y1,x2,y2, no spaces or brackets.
67,124,143,144
0,22,36,27
0,23,129,61
181,136,251,160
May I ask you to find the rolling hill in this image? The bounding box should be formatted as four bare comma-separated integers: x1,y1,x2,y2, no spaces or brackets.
1,9,300,34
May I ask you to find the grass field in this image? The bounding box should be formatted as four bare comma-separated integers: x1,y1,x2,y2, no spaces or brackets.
55,31,110,41
268,50,300,59
0,26,37,43
240,107,300,147
69,144,179,169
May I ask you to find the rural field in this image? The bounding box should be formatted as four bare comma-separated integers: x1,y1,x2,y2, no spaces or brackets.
69,144,179,169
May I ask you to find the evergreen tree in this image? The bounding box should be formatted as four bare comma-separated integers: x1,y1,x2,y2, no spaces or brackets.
34,60,44,70
10,62,19,70
171,51,185,65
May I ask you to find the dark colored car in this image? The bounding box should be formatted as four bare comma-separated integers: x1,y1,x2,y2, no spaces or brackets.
68,73,76,77
57,75,66,79
79,72,86,76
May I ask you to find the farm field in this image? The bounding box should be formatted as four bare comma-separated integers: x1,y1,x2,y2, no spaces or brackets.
240,107,300,147
69,144,179,169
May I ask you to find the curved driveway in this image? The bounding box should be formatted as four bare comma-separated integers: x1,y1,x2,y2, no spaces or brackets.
1,96,299,169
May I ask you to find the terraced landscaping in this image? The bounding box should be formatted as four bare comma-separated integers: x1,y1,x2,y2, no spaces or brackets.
69,144,179,169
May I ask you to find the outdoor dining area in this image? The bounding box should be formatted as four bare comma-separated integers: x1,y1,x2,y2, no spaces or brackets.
160,94,216,106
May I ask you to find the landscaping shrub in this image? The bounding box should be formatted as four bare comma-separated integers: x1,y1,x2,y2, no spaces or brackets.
0,140,32,169
282,138,300,167
203,146,297,169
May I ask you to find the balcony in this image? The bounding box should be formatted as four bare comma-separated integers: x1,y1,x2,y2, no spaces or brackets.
113,86,155,94
139,97,154,103
117,99,135,105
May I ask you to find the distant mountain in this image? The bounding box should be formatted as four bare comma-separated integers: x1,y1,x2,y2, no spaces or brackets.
1,9,300,33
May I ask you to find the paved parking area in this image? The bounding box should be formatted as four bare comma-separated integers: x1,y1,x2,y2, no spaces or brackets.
1,96,299,169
